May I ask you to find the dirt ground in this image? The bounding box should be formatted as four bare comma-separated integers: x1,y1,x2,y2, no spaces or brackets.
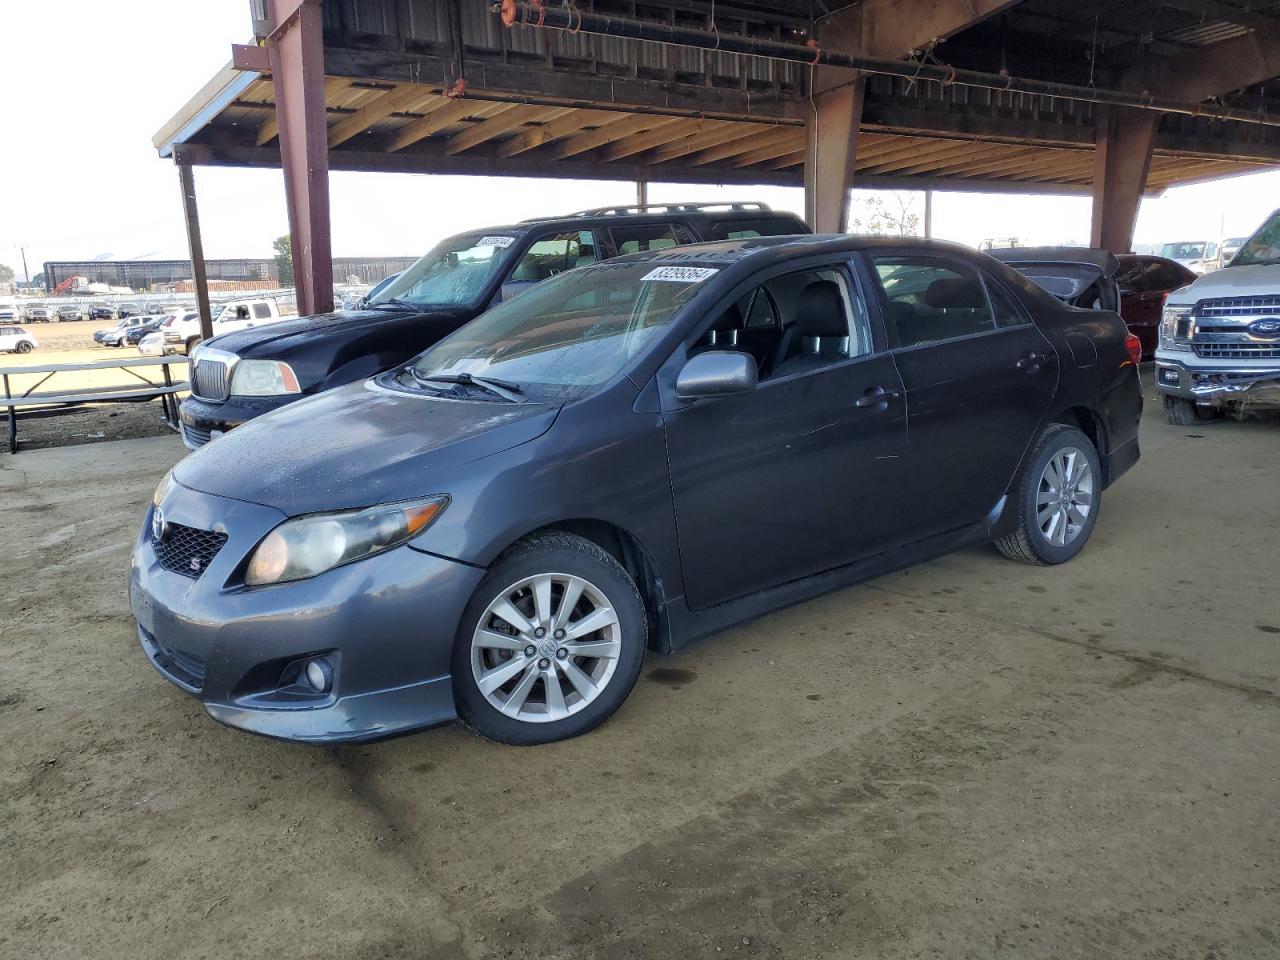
2,376,1278,960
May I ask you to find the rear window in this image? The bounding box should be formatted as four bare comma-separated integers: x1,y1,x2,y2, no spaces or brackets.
252,303,272,319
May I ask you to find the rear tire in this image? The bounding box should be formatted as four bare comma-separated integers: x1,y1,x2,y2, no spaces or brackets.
995,424,1101,566
452,533,647,745
15,341,32,354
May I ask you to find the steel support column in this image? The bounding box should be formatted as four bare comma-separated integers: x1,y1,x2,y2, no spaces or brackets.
804,74,865,233
1090,107,1156,254
267,0,333,316
177,162,214,341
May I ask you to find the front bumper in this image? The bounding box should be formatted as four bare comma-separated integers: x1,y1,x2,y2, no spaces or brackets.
129,480,486,743
178,393,301,449
1154,352,1280,404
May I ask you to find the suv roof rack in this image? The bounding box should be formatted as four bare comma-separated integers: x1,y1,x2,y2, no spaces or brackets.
520,201,772,223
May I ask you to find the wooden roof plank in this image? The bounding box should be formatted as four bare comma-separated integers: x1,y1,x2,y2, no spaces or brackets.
386,99,511,153
553,114,685,159
445,104,567,156
329,85,438,147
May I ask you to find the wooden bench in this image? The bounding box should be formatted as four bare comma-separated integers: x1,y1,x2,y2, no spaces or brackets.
0,356,189,453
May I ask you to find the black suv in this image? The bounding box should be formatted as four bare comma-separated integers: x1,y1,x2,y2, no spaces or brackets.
179,203,808,448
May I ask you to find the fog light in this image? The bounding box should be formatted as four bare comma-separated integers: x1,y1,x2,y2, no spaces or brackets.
304,659,332,693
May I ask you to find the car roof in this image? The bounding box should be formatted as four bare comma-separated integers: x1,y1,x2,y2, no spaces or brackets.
471,204,809,236
598,233,984,270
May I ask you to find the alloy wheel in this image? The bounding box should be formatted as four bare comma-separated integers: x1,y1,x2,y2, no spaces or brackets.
470,573,622,723
1036,446,1094,547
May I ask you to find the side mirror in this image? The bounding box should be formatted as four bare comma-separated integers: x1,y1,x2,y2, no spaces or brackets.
675,350,758,399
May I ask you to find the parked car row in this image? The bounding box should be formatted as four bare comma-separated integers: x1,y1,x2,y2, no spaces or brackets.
129,202,1144,751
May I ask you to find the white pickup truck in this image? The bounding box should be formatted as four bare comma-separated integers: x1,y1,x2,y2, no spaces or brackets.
138,298,285,356
1155,208,1280,424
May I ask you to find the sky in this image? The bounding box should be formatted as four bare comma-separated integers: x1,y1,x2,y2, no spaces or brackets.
1,0,1277,282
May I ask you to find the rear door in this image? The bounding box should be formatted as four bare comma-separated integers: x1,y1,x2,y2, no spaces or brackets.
868,253,1057,540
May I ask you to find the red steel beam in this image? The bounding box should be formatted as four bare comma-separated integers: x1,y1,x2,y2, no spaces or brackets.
266,0,333,316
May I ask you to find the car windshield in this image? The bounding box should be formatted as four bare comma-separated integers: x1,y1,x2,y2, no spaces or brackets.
1232,213,1280,267
406,260,715,399
369,233,517,309
1160,242,1206,260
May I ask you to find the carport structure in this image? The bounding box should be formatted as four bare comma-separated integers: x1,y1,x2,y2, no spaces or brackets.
156,0,1280,323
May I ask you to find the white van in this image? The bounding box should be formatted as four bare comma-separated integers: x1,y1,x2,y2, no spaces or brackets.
138,298,283,355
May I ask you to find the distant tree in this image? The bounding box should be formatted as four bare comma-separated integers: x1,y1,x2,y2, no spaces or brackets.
0,263,14,284
850,193,921,237
32,271,45,288
273,235,294,286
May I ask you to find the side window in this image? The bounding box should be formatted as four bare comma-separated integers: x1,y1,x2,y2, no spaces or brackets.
509,231,598,284
704,217,806,241
610,223,697,255
872,257,997,348
252,303,272,319
985,277,1029,329
690,266,866,381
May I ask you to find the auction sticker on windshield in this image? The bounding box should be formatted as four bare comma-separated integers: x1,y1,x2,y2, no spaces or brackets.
641,266,719,283
476,235,516,248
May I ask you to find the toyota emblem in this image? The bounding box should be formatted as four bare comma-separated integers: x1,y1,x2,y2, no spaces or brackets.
151,507,168,542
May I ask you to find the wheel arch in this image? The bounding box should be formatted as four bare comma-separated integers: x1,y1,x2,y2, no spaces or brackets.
1051,405,1110,484
492,518,672,654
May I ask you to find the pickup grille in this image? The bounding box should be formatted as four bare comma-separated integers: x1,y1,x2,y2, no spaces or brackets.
1196,296,1280,318
1194,342,1280,360
191,358,230,401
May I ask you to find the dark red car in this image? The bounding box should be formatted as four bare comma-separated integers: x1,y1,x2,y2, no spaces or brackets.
1115,255,1197,360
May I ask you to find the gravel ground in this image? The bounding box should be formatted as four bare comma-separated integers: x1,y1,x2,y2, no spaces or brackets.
1,376,1278,960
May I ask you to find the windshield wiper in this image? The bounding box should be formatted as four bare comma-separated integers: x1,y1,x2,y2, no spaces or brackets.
371,297,422,311
411,369,525,402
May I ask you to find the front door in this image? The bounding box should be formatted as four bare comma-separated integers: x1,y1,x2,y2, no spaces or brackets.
869,253,1058,539
661,263,907,612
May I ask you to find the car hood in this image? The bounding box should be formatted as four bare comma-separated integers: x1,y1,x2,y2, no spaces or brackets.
173,380,561,515
204,305,469,357
1167,263,1280,304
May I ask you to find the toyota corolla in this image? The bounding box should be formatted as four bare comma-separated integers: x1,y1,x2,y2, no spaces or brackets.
131,235,1142,745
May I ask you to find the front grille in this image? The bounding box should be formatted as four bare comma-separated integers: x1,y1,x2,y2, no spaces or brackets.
1197,296,1280,318
154,522,228,579
1194,342,1280,359
191,358,230,401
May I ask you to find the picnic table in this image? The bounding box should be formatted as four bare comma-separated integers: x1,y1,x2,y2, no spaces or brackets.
0,355,189,453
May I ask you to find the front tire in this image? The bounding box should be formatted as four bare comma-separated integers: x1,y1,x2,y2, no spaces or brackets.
452,533,647,745
995,424,1101,566
1163,394,1219,425
15,341,32,354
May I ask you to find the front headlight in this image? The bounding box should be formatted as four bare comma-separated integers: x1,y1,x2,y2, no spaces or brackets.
1160,305,1193,351
152,469,173,507
244,496,448,586
231,359,301,396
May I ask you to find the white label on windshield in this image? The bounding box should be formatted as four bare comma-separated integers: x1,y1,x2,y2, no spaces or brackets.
476,235,515,248
641,266,719,283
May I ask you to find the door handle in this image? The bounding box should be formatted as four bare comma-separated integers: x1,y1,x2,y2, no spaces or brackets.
1016,352,1052,373
855,386,902,410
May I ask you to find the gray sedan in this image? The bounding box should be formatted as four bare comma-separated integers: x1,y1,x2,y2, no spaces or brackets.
131,235,1141,745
